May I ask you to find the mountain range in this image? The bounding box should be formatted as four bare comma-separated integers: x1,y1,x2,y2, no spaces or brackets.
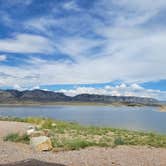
0,89,160,106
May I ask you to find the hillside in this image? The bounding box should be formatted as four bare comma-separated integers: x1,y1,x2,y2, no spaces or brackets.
0,89,160,106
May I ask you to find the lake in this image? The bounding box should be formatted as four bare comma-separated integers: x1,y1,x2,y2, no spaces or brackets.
0,105,166,134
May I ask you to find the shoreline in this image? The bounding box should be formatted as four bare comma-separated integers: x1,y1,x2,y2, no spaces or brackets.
0,102,162,107
1,117,166,147
1,119,166,165
0,117,164,135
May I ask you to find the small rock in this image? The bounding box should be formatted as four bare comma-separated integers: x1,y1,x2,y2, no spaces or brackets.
27,126,37,136
30,131,45,137
30,136,53,151
27,129,35,135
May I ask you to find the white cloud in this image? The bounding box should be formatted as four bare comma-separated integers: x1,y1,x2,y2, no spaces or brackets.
113,0,166,12
56,37,103,60
114,10,158,27
95,0,166,29
13,84,25,91
0,34,55,54
58,84,166,100
0,35,165,90
25,17,59,34
0,0,165,101
30,85,40,90
62,1,80,11
0,55,7,61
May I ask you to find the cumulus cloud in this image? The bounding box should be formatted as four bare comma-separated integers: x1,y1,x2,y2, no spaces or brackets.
13,84,25,91
0,0,165,100
58,84,166,100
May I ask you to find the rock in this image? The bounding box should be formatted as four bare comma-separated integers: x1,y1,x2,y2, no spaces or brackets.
27,125,51,137
30,136,53,151
26,126,35,135
27,129,35,135
30,131,45,137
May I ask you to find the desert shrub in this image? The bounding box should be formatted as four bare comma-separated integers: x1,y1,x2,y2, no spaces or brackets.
4,133,30,144
114,137,125,145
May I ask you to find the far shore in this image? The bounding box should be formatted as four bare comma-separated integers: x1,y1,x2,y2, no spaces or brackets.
0,101,162,107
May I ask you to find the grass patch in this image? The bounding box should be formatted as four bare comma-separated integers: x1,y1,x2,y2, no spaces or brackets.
4,133,30,144
52,138,96,150
1,116,166,150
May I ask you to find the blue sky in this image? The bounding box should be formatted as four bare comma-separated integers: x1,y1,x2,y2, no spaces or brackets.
0,0,166,100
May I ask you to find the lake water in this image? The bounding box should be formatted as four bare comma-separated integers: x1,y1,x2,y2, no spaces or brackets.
0,105,166,134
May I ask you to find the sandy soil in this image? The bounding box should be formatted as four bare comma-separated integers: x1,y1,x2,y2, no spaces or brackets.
0,121,166,166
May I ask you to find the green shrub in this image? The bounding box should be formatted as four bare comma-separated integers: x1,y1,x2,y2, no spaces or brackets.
114,137,125,145
52,137,96,150
63,139,95,150
4,133,30,144
4,133,20,142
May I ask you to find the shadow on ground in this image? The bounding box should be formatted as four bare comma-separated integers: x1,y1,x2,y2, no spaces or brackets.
0,159,66,166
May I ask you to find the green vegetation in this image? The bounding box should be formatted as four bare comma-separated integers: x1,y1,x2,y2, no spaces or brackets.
4,133,30,144
1,117,166,150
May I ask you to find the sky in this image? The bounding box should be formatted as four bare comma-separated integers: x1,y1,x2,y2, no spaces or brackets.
0,0,166,100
